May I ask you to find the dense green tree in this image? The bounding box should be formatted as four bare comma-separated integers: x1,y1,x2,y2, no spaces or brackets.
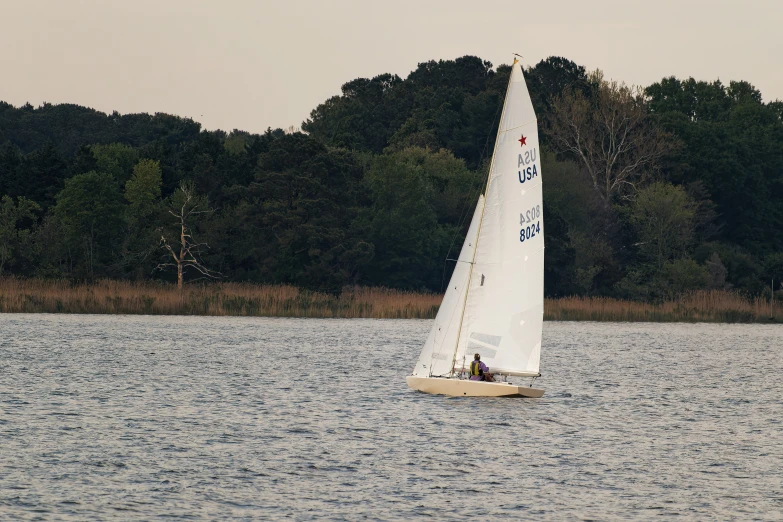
91,143,139,183
646,77,783,256
377,147,481,225
19,142,69,208
542,207,577,297
32,215,69,277
0,102,201,155
360,151,451,289
0,54,780,299
212,133,371,291
305,56,506,169
0,143,23,200
125,159,162,216
304,74,405,153
542,152,620,294
223,130,250,156
526,56,589,120
764,253,783,285
661,259,710,296
693,242,765,294
627,182,698,269
0,195,39,274
122,159,164,278
53,171,124,278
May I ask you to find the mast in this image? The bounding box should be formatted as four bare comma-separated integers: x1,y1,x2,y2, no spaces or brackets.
448,58,519,377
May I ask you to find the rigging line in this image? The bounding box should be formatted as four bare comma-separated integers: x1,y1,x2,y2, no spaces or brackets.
438,181,483,293
438,83,505,293
430,277,474,374
438,178,484,292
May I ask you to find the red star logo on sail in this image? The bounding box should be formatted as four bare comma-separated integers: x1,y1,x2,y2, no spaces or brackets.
518,135,527,146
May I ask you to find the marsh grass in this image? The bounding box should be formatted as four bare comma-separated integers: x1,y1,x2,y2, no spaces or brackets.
545,291,782,323
0,278,779,322
0,278,441,319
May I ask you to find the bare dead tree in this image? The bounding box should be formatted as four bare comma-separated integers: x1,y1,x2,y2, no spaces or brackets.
156,182,220,289
546,70,677,202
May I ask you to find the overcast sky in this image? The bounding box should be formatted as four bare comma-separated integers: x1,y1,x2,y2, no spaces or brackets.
2,0,781,134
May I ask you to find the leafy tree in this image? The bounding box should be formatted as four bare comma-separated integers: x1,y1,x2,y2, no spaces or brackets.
223,130,249,156
360,151,454,289
542,152,620,294
304,56,505,169
693,242,764,294
526,56,589,120
91,143,139,183
0,143,23,199
0,55,780,299
646,77,783,256
627,182,697,269
122,159,163,277
542,207,576,297
125,159,162,217
660,259,710,297
303,73,405,153
0,195,39,274
378,147,480,225
762,253,783,295
53,171,124,278
0,102,201,155
31,215,69,277
19,142,69,209
237,133,371,291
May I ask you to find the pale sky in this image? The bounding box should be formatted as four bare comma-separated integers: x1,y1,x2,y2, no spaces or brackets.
2,0,781,134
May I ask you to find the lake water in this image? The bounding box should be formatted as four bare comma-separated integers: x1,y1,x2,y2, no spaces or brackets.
1,315,781,520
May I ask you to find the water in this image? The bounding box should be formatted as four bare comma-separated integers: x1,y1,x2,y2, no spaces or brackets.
1,315,781,520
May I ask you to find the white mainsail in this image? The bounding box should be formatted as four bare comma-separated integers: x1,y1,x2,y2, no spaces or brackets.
412,196,484,377
412,59,544,381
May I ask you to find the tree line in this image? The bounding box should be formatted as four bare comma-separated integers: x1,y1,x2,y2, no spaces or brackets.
0,55,781,299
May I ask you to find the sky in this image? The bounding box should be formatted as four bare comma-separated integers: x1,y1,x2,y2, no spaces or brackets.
2,0,781,134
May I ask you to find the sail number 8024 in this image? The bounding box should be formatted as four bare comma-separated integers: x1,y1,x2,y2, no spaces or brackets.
520,222,540,242
520,205,541,243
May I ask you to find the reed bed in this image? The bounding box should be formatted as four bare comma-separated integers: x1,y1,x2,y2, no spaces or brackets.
0,279,779,322
545,290,782,323
0,278,441,319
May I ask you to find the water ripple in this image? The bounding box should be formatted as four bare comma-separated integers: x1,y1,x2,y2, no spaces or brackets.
0,315,781,520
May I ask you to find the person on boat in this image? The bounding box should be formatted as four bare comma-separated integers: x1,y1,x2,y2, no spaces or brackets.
469,353,494,382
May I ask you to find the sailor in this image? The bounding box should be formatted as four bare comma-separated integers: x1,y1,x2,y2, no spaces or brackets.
469,353,494,382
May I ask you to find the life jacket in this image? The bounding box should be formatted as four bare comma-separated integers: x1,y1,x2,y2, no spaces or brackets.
470,360,483,377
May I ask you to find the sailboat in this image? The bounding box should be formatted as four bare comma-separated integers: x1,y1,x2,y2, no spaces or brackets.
406,58,545,398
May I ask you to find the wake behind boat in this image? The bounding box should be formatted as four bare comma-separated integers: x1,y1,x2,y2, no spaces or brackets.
406,57,545,398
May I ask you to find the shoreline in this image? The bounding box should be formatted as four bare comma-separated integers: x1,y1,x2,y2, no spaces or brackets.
0,279,779,323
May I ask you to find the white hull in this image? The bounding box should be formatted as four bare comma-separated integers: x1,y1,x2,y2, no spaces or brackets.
406,376,544,398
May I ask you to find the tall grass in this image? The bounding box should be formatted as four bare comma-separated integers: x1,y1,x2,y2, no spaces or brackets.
0,278,441,319
0,278,779,322
545,291,782,323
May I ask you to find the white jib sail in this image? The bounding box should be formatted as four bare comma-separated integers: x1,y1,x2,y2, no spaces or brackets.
411,196,485,377
455,61,544,377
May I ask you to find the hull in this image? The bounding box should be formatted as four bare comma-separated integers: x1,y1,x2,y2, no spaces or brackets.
406,376,544,398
